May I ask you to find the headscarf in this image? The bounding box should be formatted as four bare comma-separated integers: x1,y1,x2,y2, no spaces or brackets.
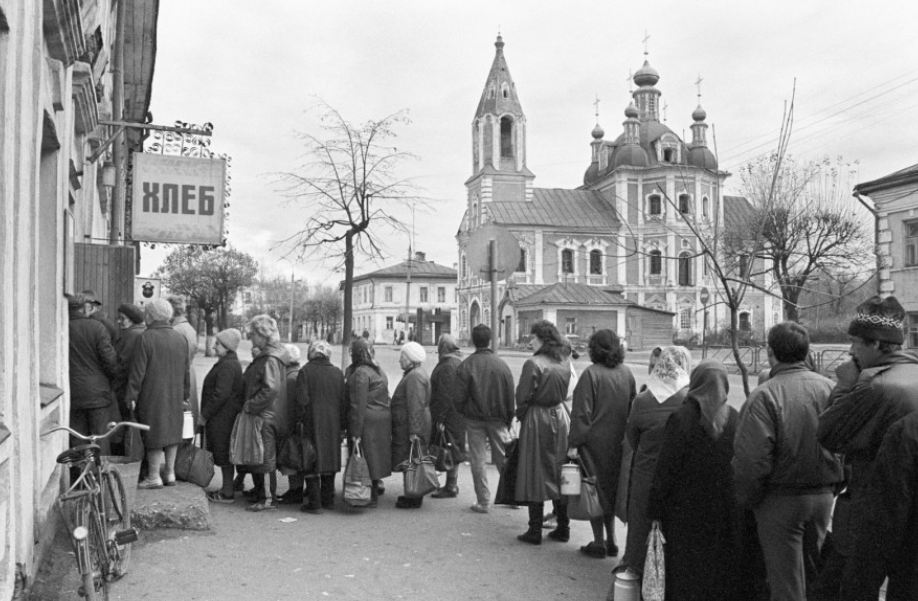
349,337,377,369
437,334,461,359
646,346,692,403
401,341,426,365
308,339,333,361
687,359,730,439
284,343,301,365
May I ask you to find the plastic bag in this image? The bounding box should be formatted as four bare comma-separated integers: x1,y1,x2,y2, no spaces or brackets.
643,521,666,601
229,412,263,466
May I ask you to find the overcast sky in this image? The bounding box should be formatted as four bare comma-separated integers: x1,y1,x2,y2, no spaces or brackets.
141,0,918,285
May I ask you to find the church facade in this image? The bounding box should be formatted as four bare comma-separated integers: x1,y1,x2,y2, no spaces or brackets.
455,36,775,348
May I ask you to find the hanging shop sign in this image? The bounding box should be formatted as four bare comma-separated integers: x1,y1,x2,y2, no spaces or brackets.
131,153,226,244
134,277,162,308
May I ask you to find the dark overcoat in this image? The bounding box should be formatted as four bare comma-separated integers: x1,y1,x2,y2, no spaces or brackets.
113,323,145,406
124,321,190,449
429,355,466,450
296,357,346,474
391,365,432,468
345,364,392,480
201,351,244,466
69,311,118,411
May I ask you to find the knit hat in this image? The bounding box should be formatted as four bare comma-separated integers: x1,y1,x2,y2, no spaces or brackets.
145,298,174,323
118,303,144,325
848,295,906,345
284,343,301,364
401,341,426,364
215,328,242,352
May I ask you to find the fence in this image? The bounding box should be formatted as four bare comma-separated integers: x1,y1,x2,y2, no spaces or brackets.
701,345,848,380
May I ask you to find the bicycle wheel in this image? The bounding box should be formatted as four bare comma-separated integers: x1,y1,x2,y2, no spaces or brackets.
77,498,110,601
101,466,132,578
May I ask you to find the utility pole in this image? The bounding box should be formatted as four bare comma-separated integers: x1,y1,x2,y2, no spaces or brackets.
288,271,296,343
109,0,126,244
404,244,412,341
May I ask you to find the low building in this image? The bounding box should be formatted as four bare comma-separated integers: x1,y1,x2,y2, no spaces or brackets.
345,252,457,346
854,164,918,348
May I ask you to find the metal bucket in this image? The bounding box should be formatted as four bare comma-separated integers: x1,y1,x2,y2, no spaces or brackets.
102,455,142,513
560,462,582,496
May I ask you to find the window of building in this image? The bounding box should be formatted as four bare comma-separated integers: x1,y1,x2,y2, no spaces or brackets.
517,248,527,272
649,195,662,216
500,116,514,157
437,287,446,303
678,252,692,286
386,316,394,330
679,308,693,330
909,313,918,348
565,317,576,335
906,221,918,267
649,250,662,275
702,196,709,219
663,148,674,162
419,287,428,303
589,249,602,275
679,194,690,214
385,286,393,302
501,83,510,99
738,254,749,276
461,254,467,279
561,249,574,274
739,312,751,331
488,86,495,99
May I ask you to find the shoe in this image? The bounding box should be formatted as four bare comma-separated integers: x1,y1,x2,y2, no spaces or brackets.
241,488,259,502
517,529,542,545
206,491,235,504
431,486,459,499
548,528,570,542
299,504,324,515
278,493,304,505
232,477,245,493
470,503,489,514
395,496,422,509
321,500,335,510
580,541,607,558
138,478,163,490
163,477,177,487
245,500,278,512
606,542,619,557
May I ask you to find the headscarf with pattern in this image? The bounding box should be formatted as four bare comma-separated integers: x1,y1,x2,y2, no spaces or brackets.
308,339,333,361
646,346,692,403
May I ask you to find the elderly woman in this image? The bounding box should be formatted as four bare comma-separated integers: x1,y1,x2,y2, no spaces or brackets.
277,344,304,505
619,346,693,572
391,341,432,509
111,303,146,452
646,360,744,600
295,340,346,513
168,295,200,432
201,329,244,503
568,329,636,558
515,320,572,545
429,335,466,499
345,337,392,508
241,315,288,512
124,299,190,489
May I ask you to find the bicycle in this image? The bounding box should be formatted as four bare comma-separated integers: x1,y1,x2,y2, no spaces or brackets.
42,421,149,600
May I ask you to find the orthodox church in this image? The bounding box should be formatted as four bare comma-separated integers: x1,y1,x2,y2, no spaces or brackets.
455,36,775,348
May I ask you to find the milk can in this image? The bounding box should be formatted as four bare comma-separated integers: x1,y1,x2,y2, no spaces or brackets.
560,461,582,496
611,569,641,601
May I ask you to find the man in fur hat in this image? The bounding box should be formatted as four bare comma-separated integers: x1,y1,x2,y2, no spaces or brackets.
815,295,918,601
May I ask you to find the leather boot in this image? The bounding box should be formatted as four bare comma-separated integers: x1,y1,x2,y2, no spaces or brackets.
518,503,543,544
548,500,570,542
320,474,336,509
301,477,323,514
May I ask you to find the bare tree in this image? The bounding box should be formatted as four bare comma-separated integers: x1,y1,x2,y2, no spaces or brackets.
275,100,423,365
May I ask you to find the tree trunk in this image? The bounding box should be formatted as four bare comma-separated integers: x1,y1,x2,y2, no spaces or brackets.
341,231,354,370
728,300,751,397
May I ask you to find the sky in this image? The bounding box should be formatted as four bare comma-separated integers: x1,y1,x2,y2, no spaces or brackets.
140,0,918,285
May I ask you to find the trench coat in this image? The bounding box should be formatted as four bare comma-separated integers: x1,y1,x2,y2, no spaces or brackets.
201,351,244,466
296,356,346,474
345,363,392,480
391,365,432,468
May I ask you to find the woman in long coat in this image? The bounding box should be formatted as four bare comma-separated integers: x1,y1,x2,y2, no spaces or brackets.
646,360,746,600
201,329,244,503
429,334,466,499
620,346,692,573
345,337,391,507
296,340,346,513
124,299,190,489
390,342,432,509
568,329,636,558
515,320,572,545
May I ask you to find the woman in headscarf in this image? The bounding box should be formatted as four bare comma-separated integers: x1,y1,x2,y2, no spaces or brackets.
345,337,391,508
429,334,466,499
295,340,345,513
514,320,572,545
619,346,693,572
391,341,432,509
645,360,744,600
201,329,244,503
567,329,636,558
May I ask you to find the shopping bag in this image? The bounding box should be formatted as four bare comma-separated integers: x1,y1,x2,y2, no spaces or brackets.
567,458,605,521
343,441,373,507
229,412,264,466
399,438,439,498
277,424,317,474
124,411,146,462
494,438,520,506
174,434,215,487
642,521,666,601
429,423,464,472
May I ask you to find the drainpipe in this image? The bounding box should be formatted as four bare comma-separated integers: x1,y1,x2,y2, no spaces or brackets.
853,190,879,295
109,0,126,244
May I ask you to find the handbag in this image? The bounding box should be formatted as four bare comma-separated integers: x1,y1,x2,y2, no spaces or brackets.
643,521,666,601
229,412,264,466
399,437,439,498
567,459,604,521
494,438,520,506
174,433,215,488
277,424,317,474
343,440,373,507
429,423,464,472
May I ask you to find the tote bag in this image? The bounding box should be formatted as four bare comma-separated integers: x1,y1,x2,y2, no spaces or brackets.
229,412,264,466
567,456,605,521
343,441,373,507
400,437,439,498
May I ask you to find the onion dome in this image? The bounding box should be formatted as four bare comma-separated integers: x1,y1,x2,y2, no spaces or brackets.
612,145,649,168
687,146,717,170
633,60,660,87
592,123,605,139
692,104,707,122
625,102,639,119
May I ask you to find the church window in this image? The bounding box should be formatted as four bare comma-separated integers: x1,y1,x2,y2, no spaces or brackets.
517,248,527,273
678,252,692,286
702,196,709,219
461,254,467,279
500,117,514,158
679,194,691,214
502,84,509,99
649,194,662,216
488,86,495,99
649,250,662,275
739,312,751,331
679,308,693,331
664,148,674,163
589,249,602,275
472,202,478,226
561,249,574,274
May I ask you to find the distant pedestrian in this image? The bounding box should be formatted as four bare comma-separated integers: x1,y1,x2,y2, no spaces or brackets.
345,337,392,507
428,334,466,500
567,329,635,558
514,320,572,545
125,299,190,489
455,324,515,514
202,329,244,504
168,295,200,431
391,342,432,509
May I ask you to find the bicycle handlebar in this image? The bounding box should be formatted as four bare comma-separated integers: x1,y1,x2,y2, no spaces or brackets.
41,421,150,441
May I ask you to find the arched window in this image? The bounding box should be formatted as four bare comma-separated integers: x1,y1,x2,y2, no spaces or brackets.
471,202,478,226
461,254,467,279
589,249,602,275
663,148,674,162
488,86,495,99
649,250,662,275
649,195,662,216
679,194,690,214
702,196,709,219
500,117,514,158
517,248,527,273
680,308,693,330
678,252,692,286
561,249,574,274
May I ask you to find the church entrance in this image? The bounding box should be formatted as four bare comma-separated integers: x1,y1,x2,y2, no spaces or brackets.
470,301,481,327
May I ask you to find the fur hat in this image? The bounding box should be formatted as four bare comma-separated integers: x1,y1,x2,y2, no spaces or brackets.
848,295,906,345
215,328,242,352
118,303,144,325
145,298,174,323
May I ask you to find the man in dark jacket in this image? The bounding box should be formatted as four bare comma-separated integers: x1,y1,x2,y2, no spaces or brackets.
68,293,118,453
455,324,515,514
733,322,842,601
82,289,120,345
816,295,918,600
429,334,466,499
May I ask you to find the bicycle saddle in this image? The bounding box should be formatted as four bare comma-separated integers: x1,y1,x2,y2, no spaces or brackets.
56,444,101,465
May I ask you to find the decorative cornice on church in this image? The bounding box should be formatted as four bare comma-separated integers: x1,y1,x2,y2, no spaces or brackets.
43,0,86,66
71,61,99,134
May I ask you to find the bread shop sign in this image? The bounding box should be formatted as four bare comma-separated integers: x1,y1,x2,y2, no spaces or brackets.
131,153,226,244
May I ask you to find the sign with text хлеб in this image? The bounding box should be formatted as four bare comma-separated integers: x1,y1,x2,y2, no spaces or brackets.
131,153,225,244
